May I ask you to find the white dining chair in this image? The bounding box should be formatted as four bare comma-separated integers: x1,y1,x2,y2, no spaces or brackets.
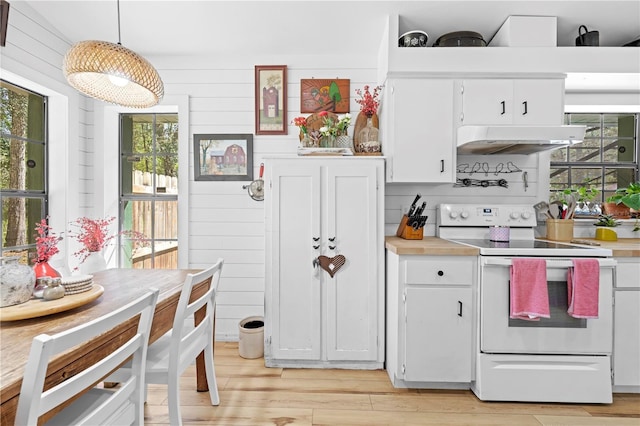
15,288,159,426
108,259,223,425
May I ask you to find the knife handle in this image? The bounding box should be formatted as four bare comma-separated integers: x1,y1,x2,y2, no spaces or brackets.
407,193,421,216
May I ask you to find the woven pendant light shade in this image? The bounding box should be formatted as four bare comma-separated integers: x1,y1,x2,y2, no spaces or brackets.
63,40,164,108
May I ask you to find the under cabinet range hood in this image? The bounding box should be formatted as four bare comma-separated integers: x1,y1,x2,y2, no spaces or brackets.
457,125,587,155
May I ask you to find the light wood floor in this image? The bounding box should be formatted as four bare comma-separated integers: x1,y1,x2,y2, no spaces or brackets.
143,342,640,425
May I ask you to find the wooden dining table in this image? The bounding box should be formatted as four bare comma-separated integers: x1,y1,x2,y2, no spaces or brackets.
0,268,211,425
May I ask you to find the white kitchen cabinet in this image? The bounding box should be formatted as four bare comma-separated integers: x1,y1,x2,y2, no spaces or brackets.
613,258,640,392
383,78,455,183
459,78,564,126
387,253,476,387
264,157,385,369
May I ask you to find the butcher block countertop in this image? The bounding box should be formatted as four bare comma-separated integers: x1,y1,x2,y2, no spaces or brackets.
556,238,640,258
385,236,479,256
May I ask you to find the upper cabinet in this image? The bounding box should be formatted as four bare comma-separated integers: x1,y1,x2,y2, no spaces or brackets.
382,78,455,183
459,79,564,126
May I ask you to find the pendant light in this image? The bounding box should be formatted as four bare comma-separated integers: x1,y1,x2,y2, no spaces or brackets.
63,0,163,108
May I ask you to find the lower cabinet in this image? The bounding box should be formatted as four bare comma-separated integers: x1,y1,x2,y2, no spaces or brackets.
387,253,476,387
613,257,640,392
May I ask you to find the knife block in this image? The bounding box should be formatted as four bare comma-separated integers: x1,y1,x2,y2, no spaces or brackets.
396,214,424,240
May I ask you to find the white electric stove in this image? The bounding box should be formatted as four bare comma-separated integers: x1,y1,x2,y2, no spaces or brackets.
437,203,616,404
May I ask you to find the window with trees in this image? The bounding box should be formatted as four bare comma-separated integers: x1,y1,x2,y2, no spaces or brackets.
550,113,639,207
120,113,178,269
1,80,47,264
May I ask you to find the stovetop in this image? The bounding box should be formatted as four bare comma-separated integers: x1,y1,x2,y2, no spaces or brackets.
437,203,612,257
448,238,612,257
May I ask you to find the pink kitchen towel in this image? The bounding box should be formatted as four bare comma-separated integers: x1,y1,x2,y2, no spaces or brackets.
568,258,600,319
510,258,550,321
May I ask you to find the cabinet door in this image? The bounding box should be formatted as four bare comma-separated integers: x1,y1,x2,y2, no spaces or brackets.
388,79,455,183
404,287,472,382
461,79,513,125
513,79,564,125
325,164,379,361
269,163,322,360
613,290,640,387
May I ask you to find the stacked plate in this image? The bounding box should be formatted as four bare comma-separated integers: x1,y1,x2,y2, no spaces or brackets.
61,275,94,295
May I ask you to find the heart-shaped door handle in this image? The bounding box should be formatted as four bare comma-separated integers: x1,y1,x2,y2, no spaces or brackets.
317,255,346,278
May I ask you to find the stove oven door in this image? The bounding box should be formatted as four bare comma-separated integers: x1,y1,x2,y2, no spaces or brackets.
480,257,615,355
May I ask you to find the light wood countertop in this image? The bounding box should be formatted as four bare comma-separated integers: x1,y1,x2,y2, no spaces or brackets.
561,238,640,258
386,236,639,258
385,236,479,256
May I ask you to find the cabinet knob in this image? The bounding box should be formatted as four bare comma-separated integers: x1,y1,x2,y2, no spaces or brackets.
313,245,320,249
329,245,336,250
313,237,320,241
328,237,336,242
437,270,444,277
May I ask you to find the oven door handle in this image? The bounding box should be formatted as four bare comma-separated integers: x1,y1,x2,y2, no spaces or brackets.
481,258,617,269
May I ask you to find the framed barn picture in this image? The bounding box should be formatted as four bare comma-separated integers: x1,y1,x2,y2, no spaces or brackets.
255,65,287,135
300,78,350,113
193,134,253,181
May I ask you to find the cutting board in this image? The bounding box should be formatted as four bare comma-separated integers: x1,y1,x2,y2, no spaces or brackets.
352,112,379,147
0,285,104,321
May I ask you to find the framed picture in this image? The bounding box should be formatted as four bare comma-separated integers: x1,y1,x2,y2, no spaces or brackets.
255,65,287,135
300,78,350,113
193,134,253,181
0,0,9,47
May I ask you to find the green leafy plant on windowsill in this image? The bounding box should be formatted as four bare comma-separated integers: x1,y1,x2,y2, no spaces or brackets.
606,182,640,210
605,182,640,232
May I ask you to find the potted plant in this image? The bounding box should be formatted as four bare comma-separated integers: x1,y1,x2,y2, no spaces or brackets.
593,214,621,241
603,181,640,219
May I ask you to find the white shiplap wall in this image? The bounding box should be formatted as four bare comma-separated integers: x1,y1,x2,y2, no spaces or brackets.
151,55,381,339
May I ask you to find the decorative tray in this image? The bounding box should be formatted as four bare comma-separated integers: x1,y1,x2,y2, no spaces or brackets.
0,285,104,322
297,147,354,156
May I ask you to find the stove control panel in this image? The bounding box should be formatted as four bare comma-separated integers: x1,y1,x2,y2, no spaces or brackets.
437,204,538,227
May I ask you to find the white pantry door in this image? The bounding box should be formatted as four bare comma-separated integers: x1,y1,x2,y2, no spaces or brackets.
324,164,379,361
269,163,322,360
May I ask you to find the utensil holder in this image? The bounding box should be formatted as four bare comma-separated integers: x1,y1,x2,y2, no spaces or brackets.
546,219,574,241
396,215,424,240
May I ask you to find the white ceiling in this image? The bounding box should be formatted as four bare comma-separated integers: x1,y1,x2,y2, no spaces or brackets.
19,0,640,57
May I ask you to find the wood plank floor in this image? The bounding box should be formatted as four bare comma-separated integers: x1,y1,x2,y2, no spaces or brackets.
143,342,640,425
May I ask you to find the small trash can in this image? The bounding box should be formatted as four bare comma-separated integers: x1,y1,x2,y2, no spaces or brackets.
238,316,264,359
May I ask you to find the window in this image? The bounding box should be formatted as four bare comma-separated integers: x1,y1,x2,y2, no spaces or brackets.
550,113,639,203
120,113,178,269
0,80,47,264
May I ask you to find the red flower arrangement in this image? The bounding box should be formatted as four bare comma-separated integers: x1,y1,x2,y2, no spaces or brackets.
34,218,62,263
69,216,148,265
355,85,383,117
292,116,308,135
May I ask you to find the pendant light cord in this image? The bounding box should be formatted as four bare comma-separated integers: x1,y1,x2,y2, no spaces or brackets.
116,0,122,45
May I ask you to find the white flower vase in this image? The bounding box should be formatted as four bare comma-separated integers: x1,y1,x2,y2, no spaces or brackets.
80,252,107,275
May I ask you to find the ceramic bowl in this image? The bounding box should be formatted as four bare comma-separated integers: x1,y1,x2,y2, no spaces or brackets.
398,30,428,47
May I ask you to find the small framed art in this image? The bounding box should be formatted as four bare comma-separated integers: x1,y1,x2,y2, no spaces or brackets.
193,134,253,181
300,78,350,113
255,65,287,135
